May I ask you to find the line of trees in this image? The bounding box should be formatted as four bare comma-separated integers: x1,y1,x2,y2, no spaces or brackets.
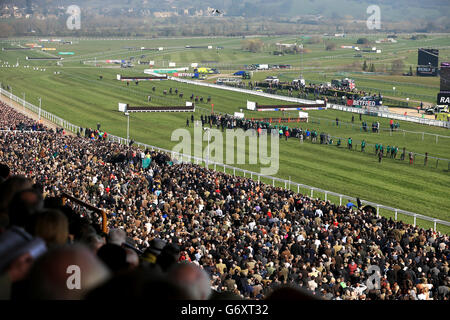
241,39,264,53
2,14,448,37
362,60,375,72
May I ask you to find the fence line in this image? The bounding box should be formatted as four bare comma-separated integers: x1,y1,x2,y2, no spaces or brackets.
1,87,449,232
107,134,450,232
329,104,450,128
279,110,450,141
170,77,450,129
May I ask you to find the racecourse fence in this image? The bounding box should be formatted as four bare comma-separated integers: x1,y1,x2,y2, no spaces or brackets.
1,87,449,232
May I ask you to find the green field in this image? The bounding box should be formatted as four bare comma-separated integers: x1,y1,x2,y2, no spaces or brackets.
1,35,449,232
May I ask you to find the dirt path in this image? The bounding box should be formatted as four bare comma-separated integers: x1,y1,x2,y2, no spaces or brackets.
388,107,436,119
0,94,76,136
207,73,236,79
384,95,434,107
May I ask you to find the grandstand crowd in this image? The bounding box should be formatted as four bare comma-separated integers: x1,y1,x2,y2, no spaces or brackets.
0,100,449,300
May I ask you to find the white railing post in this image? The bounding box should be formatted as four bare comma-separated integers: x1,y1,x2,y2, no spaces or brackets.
434,220,437,232
272,178,275,187
325,192,327,201
395,209,398,221
339,196,342,206
413,215,416,227
311,188,313,198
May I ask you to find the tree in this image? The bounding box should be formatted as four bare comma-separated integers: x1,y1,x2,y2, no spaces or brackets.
362,60,368,71
391,59,405,75
325,42,336,51
369,64,375,72
241,39,264,53
356,38,369,45
409,65,413,76
306,36,321,44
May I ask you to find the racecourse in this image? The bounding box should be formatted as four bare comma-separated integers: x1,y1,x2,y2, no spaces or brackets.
0,35,449,232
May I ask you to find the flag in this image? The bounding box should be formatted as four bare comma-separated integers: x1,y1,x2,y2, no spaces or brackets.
142,157,151,169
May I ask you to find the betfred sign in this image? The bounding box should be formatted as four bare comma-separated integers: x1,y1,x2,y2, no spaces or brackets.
348,99,379,107
437,92,450,105
417,66,438,76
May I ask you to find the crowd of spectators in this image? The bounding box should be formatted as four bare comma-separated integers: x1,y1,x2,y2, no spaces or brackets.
0,102,45,131
224,80,381,105
0,100,448,300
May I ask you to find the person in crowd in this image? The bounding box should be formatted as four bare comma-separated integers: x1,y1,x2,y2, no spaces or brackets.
26,245,110,299
168,262,212,300
33,209,69,249
0,100,449,301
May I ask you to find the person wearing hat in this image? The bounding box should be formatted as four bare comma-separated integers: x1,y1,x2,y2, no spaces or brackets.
141,238,166,265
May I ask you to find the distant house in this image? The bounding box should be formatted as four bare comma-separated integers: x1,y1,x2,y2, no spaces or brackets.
276,43,297,48
153,11,177,18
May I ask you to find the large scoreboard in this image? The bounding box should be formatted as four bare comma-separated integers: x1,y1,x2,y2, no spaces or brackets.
417,48,439,77
440,62,450,92
437,62,450,106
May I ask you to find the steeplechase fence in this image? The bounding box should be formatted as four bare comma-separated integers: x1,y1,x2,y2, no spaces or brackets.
1,87,450,233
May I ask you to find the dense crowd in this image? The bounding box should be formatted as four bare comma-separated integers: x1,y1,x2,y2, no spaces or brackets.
0,100,448,300
0,102,45,131
224,80,381,105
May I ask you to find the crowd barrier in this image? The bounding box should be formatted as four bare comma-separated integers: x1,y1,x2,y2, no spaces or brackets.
1,87,449,232
61,192,108,233
106,134,450,232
